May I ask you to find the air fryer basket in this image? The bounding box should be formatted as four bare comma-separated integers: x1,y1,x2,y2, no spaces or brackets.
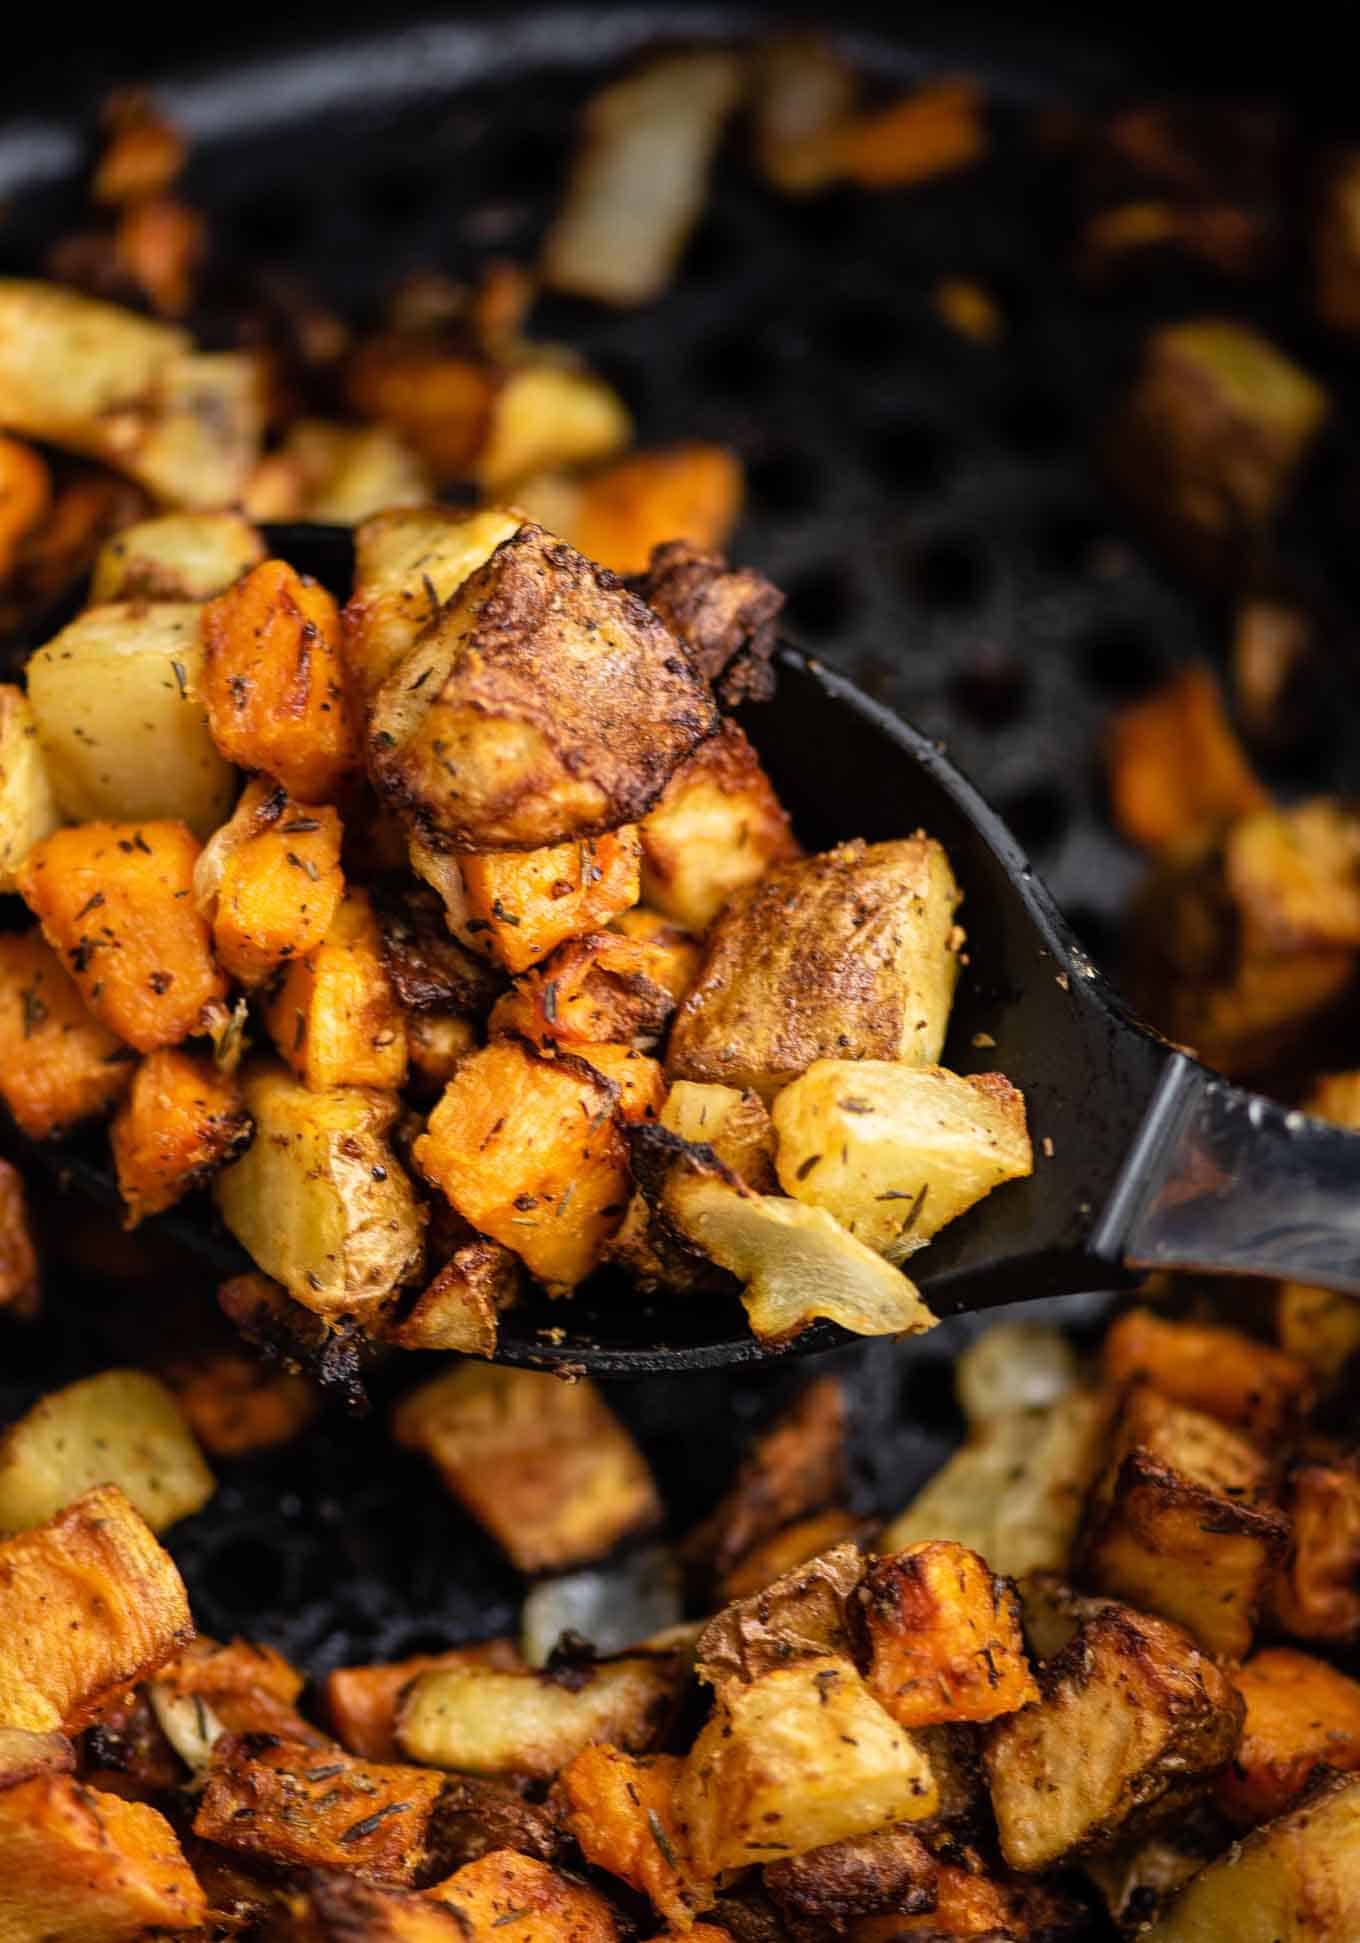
1,8,1357,1680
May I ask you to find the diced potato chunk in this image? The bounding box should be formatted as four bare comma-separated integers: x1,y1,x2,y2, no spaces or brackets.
386,1236,521,1357
695,1542,864,1692
0,1369,213,1533
859,1542,1038,1728
1216,1648,1360,1827
1272,1457,1360,1641
0,684,60,893
633,540,783,707
0,1774,206,1942
983,1604,1244,1871
1106,665,1267,852
0,929,133,1138
413,1036,631,1290
0,1483,191,1732
677,1654,939,1875
195,777,345,988
555,1746,708,1924
398,1653,685,1779
427,1849,621,1943
110,1045,251,1224
1103,1308,1313,1443
213,1061,425,1317
343,505,523,701
475,362,634,494
326,1641,522,1761
90,509,265,601
201,557,359,801
1140,1770,1360,1943
391,1363,660,1573
667,839,963,1099
368,522,716,852
264,886,407,1090
1226,799,1360,952
458,828,641,974
276,417,433,524
25,602,236,837
1080,1383,1289,1660
773,1060,1032,1261
194,1733,445,1884
637,720,799,932
18,818,227,1051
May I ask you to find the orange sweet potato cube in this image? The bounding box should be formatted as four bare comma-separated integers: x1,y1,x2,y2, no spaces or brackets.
327,1641,523,1762
859,1541,1039,1729
1106,664,1267,852
425,1849,621,1943
490,931,681,1050
18,820,227,1050
459,828,641,975
0,1774,206,1940
0,929,132,1138
200,557,359,800
196,778,344,987
1216,1648,1360,1827
1103,1307,1313,1444
549,441,744,578
413,1036,631,1289
555,1746,708,1925
264,886,407,1090
110,1044,251,1225
569,1043,666,1124
1272,1457,1360,1641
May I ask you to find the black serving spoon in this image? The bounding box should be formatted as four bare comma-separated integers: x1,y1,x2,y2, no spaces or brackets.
8,523,1360,1378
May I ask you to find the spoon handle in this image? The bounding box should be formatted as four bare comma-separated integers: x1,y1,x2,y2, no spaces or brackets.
1093,1053,1360,1295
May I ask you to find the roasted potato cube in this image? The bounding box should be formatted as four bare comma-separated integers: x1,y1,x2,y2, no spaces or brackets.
25,601,236,837
343,505,524,701
326,1641,523,1762
667,839,963,1099
636,721,799,933
720,1509,867,1602
1103,1307,1313,1444
457,829,642,975
1278,1281,1360,1384
0,279,262,506
160,1349,319,1458
1317,148,1360,333
195,778,345,988
0,928,132,1138
201,557,359,802
1215,1648,1360,1828
1106,664,1267,852
0,1725,72,1791
214,1061,425,1317
265,887,407,1090
633,539,784,709
983,1604,1243,1872
0,432,50,580
413,1036,631,1290
426,1849,621,1943
475,362,634,495
695,1542,865,1691
0,1158,39,1320
368,522,716,851
195,1733,445,1884
859,1543,1038,1730
1080,1384,1289,1659
764,1823,939,1927
954,1319,1080,1425
299,1873,481,1943
386,1235,521,1357
90,509,265,601
110,1045,251,1224
0,683,60,894
391,1363,660,1573
517,441,744,578
18,819,226,1051
0,1773,206,1942
609,1081,775,1290
398,1653,685,1779
0,1368,213,1533
1106,318,1330,582
276,417,433,524
0,1483,191,1732
684,1375,846,1588
773,1061,1032,1261
555,1746,707,1924
1226,799,1360,952
650,1134,936,1341
879,1390,1110,1581
1139,1769,1360,1943
1271,1456,1360,1642
678,1653,939,1875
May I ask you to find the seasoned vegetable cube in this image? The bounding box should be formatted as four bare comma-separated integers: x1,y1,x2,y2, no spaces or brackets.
458,828,642,974
859,1541,1038,1729
110,1045,251,1224
343,509,523,701
90,509,264,601
638,721,799,932
1226,799,1360,952
0,683,59,893
326,1640,522,1761
1216,1648,1360,1827
195,778,345,988
1102,1307,1312,1443
0,1774,206,1941
426,1849,621,1943
1271,1456,1360,1641
0,930,132,1138
555,1745,708,1924
265,886,407,1090
1105,664,1266,853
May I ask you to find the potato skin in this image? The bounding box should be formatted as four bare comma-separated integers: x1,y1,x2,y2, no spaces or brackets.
764,1823,938,1926
667,838,963,1099
111,1044,251,1224
0,928,133,1138
1272,1456,1360,1641
368,522,717,851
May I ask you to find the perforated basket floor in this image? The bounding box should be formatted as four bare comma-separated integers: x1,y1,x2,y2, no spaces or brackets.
1,9,1357,1690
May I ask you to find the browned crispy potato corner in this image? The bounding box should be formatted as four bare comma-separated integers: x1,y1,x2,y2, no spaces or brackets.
633,539,785,708
695,1541,865,1690
765,1823,939,1931
385,1230,522,1357
490,931,679,1050
326,1642,522,1763
90,508,265,602
18,819,227,1052
0,1483,191,1734
667,837,962,1099
983,1603,1243,1873
195,1733,445,1884
0,1772,206,1940
0,1157,40,1320
857,1542,1038,1730
849,1848,1086,1940
264,885,408,1091
554,1745,708,1925
195,779,345,989
426,1848,622,1943
110,1045,251,1226
1102,1306,1313,1444
637,721,800,933
1271,1453,1360,1641
391,1362,660,1574
1215,1648,1360,1829
369,522,717,852
1106,664,1268,853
